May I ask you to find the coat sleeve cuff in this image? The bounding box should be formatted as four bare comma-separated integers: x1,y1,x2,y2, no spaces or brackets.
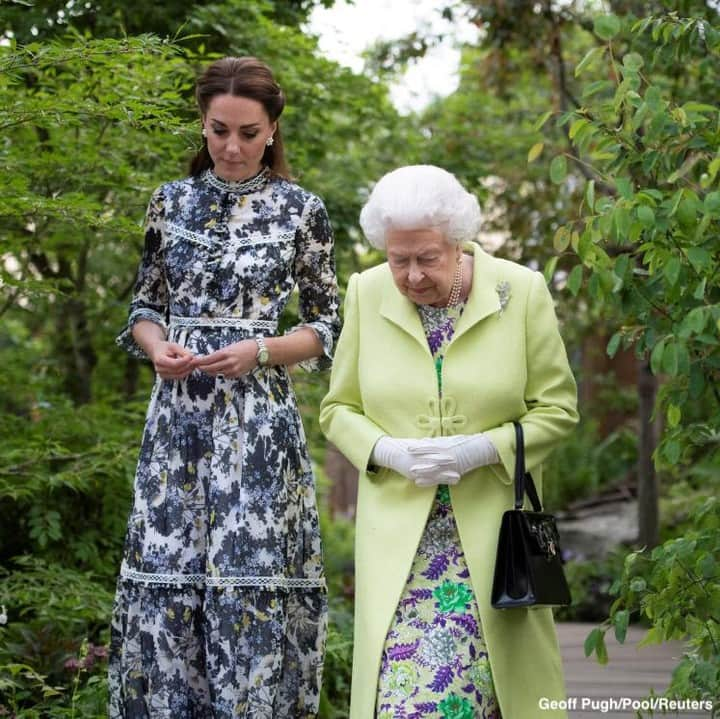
482,422,515,486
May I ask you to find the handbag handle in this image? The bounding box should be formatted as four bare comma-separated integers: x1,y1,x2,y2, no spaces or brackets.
513,421,543,512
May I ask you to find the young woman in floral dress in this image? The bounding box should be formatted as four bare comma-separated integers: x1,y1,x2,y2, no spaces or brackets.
109,57,340,718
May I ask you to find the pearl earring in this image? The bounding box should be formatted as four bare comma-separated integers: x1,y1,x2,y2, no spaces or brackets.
202,128,207,138
265,136,274,147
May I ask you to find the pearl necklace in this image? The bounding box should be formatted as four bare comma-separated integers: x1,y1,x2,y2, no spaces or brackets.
446,255,464,307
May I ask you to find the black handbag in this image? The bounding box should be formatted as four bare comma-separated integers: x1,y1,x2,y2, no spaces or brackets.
491,421,572,609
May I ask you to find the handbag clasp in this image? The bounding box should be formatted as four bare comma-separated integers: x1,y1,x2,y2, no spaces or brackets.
529,520,560,559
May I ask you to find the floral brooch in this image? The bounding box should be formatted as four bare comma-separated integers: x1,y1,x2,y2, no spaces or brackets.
496,281,511,316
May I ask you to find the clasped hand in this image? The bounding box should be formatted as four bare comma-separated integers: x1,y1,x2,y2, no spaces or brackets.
372,435,498,487
149,340,258,380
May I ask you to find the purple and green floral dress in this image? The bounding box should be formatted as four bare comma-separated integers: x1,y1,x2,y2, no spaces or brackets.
375,302,501,719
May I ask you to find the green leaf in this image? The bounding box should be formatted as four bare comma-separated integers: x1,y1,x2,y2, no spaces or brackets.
569,118,590,140
706,157,720,186
667,404,681,428
687,247,711,272
575,46,605,76
645,85,663,110
695,214,711,242
663,256,681,286
676,198,697,227
669,189,684,216
595,14,622,41
543,256,559,283
704,191,720,215
651,339,666,375
615,177,633,199
682,307,707,335
614,253,630,281
584,627,602,657
613,610,629,643
637,205,655,226
622,52,644,71
527,142,544,163
553,226,570,252
582,80,614,99
567,264,583,296
550,155,568,184
532,110,553,132
689,364,705,399
664,439,682,464
662,341,680,375
638,188,664,202
606,332,622,358
638,626,664,647
628,221,643,244
585,180,595,212
613,207,631,240
632,102,649,130
682,102,718,114
578,229,594,259
595,633,608,665
630,577,647,593
698,553,716,579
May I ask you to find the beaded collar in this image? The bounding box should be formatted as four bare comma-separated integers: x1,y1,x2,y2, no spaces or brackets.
202,166,270,194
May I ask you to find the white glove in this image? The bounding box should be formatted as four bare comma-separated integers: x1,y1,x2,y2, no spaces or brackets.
371,436,461,485
371,436,416,479
409,434,499,477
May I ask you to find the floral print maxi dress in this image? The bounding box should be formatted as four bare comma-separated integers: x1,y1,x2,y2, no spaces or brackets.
376,302,501,719
109,168,340,718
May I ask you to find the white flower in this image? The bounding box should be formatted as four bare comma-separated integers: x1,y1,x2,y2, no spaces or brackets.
421,627,457,667
496,281,511,315
0,605,7,625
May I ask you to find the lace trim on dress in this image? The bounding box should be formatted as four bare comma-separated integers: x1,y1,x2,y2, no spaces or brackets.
166,222,214,249
120,565,326,590
202,167,270,194
168,315,278,331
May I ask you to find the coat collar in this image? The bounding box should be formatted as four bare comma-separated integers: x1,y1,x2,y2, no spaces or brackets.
379,242,502,350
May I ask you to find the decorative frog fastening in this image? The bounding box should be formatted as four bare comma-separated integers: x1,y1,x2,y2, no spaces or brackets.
416,396,467,437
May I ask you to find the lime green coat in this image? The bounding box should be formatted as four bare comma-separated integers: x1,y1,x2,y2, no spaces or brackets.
319,244,579,719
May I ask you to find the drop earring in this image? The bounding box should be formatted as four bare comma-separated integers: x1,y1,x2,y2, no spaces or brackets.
265,135,274,147
202,128,207,138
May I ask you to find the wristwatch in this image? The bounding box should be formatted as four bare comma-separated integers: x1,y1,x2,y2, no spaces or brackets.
255,336,270,367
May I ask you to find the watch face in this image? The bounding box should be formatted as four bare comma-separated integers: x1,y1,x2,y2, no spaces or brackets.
255,337,269,366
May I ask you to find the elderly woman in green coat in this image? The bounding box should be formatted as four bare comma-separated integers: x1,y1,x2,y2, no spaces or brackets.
319,165,579,719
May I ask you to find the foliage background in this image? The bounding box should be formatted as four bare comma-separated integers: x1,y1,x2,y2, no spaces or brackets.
1,0,718,716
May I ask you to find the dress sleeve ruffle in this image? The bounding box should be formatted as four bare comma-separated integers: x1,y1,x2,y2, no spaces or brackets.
116,308,168,360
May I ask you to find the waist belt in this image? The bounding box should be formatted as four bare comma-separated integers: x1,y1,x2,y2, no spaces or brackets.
169,315,278,332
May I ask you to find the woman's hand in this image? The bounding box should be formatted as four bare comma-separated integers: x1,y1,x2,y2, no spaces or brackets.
148,341,195,380
192,339,258,378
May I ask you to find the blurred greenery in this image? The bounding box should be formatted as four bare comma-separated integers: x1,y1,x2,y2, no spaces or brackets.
1,0,719,716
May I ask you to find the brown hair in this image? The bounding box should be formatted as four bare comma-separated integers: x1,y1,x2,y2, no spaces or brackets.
189,56,289,178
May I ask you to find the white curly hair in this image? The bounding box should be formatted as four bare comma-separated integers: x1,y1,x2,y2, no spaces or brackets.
359,165,482,249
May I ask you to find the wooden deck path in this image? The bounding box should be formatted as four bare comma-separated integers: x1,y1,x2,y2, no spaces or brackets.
557,622,712,719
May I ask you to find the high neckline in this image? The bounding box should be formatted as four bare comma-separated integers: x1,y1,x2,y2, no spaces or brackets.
417,301,466,319
202,166,270,194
